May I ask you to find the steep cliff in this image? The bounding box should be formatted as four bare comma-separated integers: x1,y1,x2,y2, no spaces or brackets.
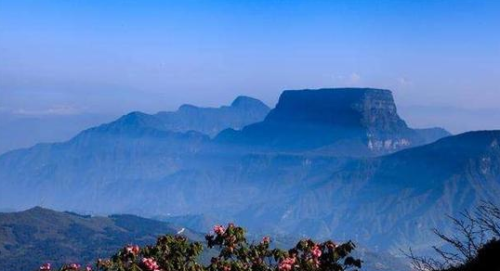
216,88,448,155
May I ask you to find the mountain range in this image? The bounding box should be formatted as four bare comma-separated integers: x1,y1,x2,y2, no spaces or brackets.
233,130,500,252
0,207,201,271
0,113,117,155
216,88,449,154
155,95,270,137
0,87,498,267
0,207,410,271
94,95,270,138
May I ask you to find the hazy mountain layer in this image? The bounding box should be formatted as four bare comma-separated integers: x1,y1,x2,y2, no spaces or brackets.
156,96,270,136
234,131,500,253
100,96,270,137
0,88,466,257
0,113,117,155
0,207,201,271
0,207,409,271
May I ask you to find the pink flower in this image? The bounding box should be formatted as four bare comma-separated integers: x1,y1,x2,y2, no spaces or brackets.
312,245,322,258
142,257,160,271
39,263,51,270
223,265,231,271
213,224,225,235
68,263,81,270
86,267,92,271
261,236,270,244
126,244,140,255
278,257,296,271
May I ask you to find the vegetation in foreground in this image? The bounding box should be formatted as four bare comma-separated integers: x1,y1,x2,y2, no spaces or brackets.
408,201,500,271
38,223,361,271
31,201,500,271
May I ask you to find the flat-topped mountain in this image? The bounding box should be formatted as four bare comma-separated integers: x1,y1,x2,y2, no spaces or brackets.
266,88,404,129
0,87,464,260
0,88,450,214
216,88,449,154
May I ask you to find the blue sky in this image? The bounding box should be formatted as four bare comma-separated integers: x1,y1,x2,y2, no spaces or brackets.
1,0,499,116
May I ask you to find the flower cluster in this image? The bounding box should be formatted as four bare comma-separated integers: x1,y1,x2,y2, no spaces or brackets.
142,257,160,271
213,224,225,235
312,245,322,258
278,257,296,271
40,262,93,271
125,244,140,255
40,224,361,271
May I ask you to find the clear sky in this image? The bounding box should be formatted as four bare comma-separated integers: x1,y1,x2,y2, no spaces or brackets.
1,0,499,116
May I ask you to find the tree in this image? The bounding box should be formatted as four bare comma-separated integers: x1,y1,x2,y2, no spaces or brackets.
406,201,500,271
39,223,361,271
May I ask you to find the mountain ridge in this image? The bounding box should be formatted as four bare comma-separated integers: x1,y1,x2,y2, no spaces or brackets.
239,130,500,252
0,207,411,271
0,206,202,271
0,87,472,260
216,88,450,154
156,95,270,137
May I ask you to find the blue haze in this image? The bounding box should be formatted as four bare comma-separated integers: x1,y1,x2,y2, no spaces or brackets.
0,0,499,150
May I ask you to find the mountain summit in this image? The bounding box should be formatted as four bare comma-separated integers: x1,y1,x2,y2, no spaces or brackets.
0,88,456,252
156,96,270,137
217,88,449,154
81,96,270,138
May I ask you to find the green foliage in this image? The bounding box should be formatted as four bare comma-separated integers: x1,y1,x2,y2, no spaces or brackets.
40,223,361,271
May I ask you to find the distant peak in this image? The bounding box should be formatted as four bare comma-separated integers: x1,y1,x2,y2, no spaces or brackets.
444,130,500,143
23,206,55,214
127,111,147,116
27,206,48,211
114,111,158,125
231,96,269,109
178,104,198,111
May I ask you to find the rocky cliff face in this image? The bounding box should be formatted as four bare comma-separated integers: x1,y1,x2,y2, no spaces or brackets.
217,88,448,154
265,88,405,129
0,88,463,262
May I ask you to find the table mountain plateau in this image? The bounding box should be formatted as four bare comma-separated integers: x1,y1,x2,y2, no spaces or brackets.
216,88,449,155
2,87,493,259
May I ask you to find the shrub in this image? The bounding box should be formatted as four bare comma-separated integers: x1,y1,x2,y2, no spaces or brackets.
407,201,500,271
39,223,361,271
